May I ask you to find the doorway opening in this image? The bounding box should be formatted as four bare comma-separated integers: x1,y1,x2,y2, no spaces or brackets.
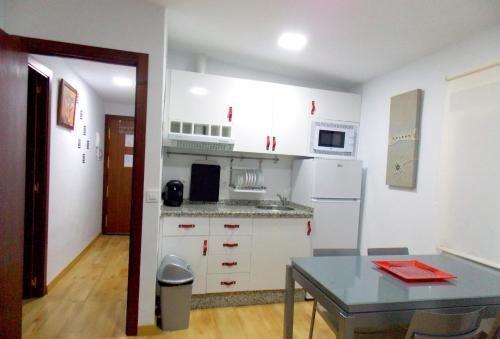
1,34,149,337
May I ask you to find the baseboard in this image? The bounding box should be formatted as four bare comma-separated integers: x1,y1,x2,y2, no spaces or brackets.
137,324,162,336
47,233,101,292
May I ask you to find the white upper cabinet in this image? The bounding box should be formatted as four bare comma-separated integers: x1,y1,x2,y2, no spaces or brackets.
311,88,361,122
271,84,312,156
232,79,274,153
169,70,241,126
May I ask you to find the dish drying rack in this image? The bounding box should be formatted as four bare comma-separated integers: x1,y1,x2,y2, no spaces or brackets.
229,159,267,193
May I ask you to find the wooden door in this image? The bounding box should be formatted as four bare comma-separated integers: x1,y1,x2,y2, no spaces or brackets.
102,115,134,234
23,65,50,298
0,31,28,339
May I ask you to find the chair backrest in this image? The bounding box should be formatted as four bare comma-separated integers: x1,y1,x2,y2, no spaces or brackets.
404,307,485,339
367,247,409,255
313,248,360,257
486,312,500,339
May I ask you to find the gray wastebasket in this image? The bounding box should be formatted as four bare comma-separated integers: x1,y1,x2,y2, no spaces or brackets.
157,254,194,330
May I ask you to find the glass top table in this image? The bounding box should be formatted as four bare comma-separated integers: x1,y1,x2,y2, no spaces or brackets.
284,254,500,339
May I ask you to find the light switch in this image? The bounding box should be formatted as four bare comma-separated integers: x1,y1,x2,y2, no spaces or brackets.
145,189,160,203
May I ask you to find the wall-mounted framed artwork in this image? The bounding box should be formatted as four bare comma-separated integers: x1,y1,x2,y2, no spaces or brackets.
57,79,78,129
386,89,424,188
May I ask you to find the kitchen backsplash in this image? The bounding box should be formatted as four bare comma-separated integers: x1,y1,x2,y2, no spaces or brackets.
162,153,293,201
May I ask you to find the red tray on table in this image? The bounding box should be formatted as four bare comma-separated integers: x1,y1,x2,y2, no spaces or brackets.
372,260,456,282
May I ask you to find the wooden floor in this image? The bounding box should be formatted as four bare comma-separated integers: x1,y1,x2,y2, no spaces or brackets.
22,235,333,339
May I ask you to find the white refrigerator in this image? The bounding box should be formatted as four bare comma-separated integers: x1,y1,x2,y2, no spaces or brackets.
291,158,362,249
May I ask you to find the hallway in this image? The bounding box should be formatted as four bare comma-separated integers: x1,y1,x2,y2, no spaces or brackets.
22,235,331,339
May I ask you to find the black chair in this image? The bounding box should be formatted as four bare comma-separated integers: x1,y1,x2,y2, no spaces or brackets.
309,248,360,339
480,312,500,339
404,307,485,339
367,247,409,255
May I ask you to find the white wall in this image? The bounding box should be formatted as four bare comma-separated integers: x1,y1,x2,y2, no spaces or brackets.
32,55,105,282
162,154,293,201
5,0,167,325
168,48,346,91
0,0,5,29
357,25,500,254
104,102,135,117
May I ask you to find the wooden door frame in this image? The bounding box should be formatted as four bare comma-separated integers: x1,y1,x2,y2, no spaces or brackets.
102,114,135,235
23,63,51,298
14,35,148,336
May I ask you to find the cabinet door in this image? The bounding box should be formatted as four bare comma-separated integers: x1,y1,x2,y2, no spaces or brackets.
311,88,361,122
160,236,208,294
250,218,312,290
232,79,273,153
169,70,241,126
271,84,311,156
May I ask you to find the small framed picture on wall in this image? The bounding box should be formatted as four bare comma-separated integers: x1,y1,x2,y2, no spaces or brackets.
57,79,78,129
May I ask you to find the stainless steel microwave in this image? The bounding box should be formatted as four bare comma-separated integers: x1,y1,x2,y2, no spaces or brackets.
310,120,358,158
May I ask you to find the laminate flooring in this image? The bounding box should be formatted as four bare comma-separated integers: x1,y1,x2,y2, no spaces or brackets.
22,235,333,339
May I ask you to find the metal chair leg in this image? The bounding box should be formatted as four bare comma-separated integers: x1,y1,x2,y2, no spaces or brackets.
309,300,317,339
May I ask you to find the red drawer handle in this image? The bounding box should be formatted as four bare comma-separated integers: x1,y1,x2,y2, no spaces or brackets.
224,224,240,229
220,280,236,286
266,136,270,150
222,262,238,267
223,243,239,248
203,240,208,256
178,224,195,228
307,221,312,236
272,136,276,151
311,100,316,115
228,106,233,122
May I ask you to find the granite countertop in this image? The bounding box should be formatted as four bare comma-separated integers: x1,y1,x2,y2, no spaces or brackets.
161,200,313,218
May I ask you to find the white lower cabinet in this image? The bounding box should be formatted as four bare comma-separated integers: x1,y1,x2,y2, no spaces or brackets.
161,235,208,294
206,273,250,293
160,216,311,294
250,218,312,290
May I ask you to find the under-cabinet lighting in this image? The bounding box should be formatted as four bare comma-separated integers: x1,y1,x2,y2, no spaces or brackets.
277,32,307,51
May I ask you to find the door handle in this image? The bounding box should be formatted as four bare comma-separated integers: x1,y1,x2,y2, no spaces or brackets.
220,280,236,286
266,136,270,151
307,221,312,236
228,106,233,122
223,243,239,248
203,240,208,256
222,262,238,266
311,100,316,115
178,224,195,228
272,136,276,151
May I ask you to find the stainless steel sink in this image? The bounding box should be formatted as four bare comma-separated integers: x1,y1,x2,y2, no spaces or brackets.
255,205,294,211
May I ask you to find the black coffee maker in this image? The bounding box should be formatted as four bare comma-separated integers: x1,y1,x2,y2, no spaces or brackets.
162,180,184,207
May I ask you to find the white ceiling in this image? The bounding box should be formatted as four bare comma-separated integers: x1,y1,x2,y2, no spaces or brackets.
63,58,136,104
156,0,500,88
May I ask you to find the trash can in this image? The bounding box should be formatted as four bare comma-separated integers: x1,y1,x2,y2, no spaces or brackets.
157,254,194,330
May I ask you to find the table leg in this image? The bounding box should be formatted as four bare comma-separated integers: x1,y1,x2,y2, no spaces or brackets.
283,265,294,339
338,315,355,339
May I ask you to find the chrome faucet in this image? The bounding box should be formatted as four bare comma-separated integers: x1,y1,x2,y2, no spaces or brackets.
277,194,288,206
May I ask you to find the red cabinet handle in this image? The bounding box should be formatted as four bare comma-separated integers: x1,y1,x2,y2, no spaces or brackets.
203,240,208,256
224,224,240,229
178,224,195,228
266,136,270,150
222,262,238,266
228,106,233,122
311,100,316,115
220,280,236,286
307,221,312,236
272,136,277,151
223,243,239,248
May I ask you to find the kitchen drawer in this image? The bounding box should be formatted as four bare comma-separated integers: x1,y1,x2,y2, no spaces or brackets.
209,217,253,235
206,273,250,293
163,217,209,236
207,253,251,274
208,235,252,255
